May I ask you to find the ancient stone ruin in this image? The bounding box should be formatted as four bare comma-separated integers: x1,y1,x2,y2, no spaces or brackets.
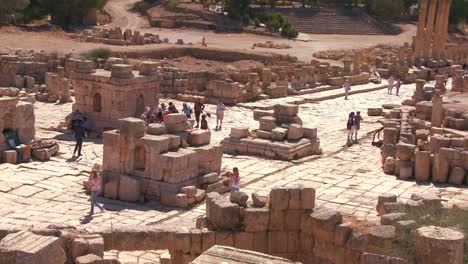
375,72,468,185
222,104,321,160
71,60,160,131
100,116,225,207
1,186,464,263
79,27,167,46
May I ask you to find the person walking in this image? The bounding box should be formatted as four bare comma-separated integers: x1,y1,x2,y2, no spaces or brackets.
216,101,226,130
344,79,351,100
346,112,355,144
395,78,401,96
88,171,104,215
73,120,86,157
194,99,205,128
388,76,394,95
182,103,193,119
354,111,363,142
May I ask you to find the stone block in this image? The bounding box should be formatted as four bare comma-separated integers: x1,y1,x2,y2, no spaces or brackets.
180,186,197,198
159,252,171,264
396,143,416,161
32,148,51,161
270,187,289,210
384,157,396,174
274,104,299,116
309,209,342,242
253,110,274,121
368,108,383,116
415,151,431,182
147,123,167,135
230,191,249,207
448,167,465,185
288,188,301,210
256,130,272,139
190,229,202,254
411,193,442,207
287,124,304,140
0,231,66,264
380,213,407,225
284,210,303,231
367,225,396,250
75,254,102,264
334,222,353,246
376,194,397,215
269,210,285,231
71,234,104,260
118,175,141,202
252,232,268,253
267,231,288,253
119,118,146,137
230,127,249,139
3,150,17,164
207,193,241,229
111,64,133,79
173,229,191,253
189,130,211,146
139,61,159,75
215,232,234,247
201,229,215,252
199,172,219,184
243,208,270,232
251,193,266,208
165,113,187,125
104,180,119,200
234,232,253,250
259,122,276,132
271,127,287,140
300,185,316,210
398,160,413,180
161,192,188,208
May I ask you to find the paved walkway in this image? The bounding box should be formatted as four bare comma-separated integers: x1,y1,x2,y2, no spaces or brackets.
1,80,467,237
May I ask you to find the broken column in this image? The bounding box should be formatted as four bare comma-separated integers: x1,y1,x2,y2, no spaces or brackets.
60,78,72,103
415,226,464,264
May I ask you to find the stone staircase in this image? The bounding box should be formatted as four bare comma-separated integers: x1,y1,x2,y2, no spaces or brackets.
269,7,395,35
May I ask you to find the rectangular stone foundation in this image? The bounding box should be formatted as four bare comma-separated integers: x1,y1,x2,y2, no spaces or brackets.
222,137,322,161
191,245,298,264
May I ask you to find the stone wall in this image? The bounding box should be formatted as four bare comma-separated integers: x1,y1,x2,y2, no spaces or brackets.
101,116,224,207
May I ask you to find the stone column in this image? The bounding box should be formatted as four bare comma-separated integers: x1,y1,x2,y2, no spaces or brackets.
415,226,464,264
431,89,443,127
60,78,72,103
415,0,429,58
432,0,447,59
343,58,352,75
439,0,452,58
423,0,438,60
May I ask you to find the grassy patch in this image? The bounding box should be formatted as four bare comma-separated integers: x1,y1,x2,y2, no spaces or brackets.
392,205,468,263
83,48,112,63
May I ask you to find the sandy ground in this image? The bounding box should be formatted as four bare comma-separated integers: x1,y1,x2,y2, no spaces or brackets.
0,0,417,62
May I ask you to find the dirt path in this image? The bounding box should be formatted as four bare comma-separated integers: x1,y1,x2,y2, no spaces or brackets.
102,0,150,29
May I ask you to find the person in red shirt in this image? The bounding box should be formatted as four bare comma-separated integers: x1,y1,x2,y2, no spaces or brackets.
227,167,240,192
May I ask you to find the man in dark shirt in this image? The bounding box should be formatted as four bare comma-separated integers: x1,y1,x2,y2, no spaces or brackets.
194,99,205,128
73,120,86,157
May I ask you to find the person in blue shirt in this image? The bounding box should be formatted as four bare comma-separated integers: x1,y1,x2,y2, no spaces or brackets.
182,103,193,119
72,120,86,157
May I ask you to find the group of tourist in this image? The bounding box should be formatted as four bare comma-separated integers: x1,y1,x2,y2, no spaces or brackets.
346,111,363,145
139,100,227,131
387,76,402,96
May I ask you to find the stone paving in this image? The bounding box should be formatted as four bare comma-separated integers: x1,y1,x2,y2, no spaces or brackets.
1,80,467,240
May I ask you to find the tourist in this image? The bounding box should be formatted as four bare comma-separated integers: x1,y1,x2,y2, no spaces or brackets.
227,167,240,192
444,72,449,86
71,109,84,122
216,101,226,130
140,107,151,122
87,170,104,215
158,103,168,123
388,76,394,95
354,111,363,142
346,112,355,144
463,63,467,75
344,79,351,100
426,70,432,81
72,120,86,157
182,103,193,119
374,70,381,83
200,114,209,130
395,78,401,96
194,99,205,128
168,102,178,113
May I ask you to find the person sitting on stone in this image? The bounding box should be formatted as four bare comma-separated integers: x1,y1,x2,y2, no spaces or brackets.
227,167,240,192
140,107,151,123
200,114,209,130
168,102,178,113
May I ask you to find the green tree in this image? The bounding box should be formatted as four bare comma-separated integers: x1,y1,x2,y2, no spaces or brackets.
0,0,30,23
222,0,251,19
449,0,467,24
368,0,404,17
37,0,106,29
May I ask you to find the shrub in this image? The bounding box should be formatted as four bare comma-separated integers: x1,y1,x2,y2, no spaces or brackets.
368,0,404,17
84,48,112,62
167,0,181,10
135,1,151,12
281,21,298,38
254,17,260,27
